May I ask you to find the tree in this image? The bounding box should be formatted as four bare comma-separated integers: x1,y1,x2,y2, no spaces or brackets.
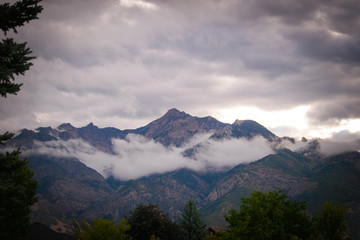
312,201,349,240
178,199,206,240
72,217,131,240
0,0,43,97
0,1,42,239
0,150,38,240
225,190,311,240
127,203,180,240
150,235,160,240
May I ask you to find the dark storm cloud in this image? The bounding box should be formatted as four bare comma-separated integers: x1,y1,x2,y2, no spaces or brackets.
254,0,360,64
1,0,359,135
284,27,360,63
307,98,360,125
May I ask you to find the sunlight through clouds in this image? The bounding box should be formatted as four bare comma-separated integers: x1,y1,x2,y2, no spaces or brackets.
215,106,310,137
119,0,159,10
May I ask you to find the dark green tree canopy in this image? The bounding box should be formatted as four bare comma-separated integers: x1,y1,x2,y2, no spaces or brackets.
0,38,35,97
0,0,43,97
127,203,180,240
0,1,42,239
312,201,349,240
178,199,206,240
225,190,311,240
0,149,38,240
0,0,43,34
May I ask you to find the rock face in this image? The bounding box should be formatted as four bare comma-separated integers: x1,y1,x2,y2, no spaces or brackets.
211,119,277,141
3,109,360,239
131,108,228,146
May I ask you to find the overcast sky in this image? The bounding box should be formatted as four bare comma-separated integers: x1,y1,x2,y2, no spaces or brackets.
1,0,360,139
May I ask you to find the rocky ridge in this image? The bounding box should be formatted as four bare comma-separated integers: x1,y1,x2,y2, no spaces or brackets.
2,108,360,238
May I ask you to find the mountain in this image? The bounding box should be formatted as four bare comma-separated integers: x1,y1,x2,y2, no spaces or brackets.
9,108,228,151
210,119,277,142
12,122,126,153
10,108,274,150
130,108,228,146
27,155,112,233
2,108,360,239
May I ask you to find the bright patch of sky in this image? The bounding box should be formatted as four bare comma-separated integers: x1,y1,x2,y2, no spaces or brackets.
119,0,159,10
215,106,310,138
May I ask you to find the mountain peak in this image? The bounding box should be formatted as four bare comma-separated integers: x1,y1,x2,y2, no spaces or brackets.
233,119,244,125
211,119,277,141
132,108,225,147
163,108,189,118
85,122,96,128
57,123,75,131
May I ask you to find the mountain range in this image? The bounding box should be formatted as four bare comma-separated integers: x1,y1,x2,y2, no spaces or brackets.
3,108,360,239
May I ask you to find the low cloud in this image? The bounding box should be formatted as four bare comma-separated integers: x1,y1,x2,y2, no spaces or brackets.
274,131,360,157
274,138,309,152
187,136,274,171
318,131,360,156
22,134,274,180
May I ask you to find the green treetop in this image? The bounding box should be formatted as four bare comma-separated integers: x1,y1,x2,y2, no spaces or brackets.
225,190,311,240
0,0,43,97
72,217,132,240
127,203,180,240
0,150,38,240
312,201,349,240
178,199,206,240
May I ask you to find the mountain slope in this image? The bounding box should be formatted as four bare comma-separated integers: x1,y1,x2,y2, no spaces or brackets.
27,155,113,233
296,152,360,240
2,109,359,238
201,151,360,238
201,150,316,225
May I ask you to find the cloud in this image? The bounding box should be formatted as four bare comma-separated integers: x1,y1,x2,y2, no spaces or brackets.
119,0,159,10
188,136,275,171
274,130,360,156
318,131,360,156
1,0,359,138
21,134,274,180
307,97,360,125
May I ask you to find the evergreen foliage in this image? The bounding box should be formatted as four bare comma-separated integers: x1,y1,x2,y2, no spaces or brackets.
0,0,43,34
0,131,14,144
0,0,43,97
178,199,206,240
127,203,180,240
0,1,42,239
0,150,38,240
0,38,35,97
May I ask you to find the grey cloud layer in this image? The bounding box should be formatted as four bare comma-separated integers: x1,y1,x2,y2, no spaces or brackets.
23,134,274,180
18,131,360,180
1,0,359,133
